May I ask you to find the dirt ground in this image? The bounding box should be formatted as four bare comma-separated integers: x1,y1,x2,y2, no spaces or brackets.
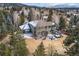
25,35,67,55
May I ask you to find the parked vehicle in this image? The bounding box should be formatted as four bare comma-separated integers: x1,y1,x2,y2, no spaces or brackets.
47,34,56,40
54,34,61,38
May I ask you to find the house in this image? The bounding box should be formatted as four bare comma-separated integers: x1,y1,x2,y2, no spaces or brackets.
19,20,56,38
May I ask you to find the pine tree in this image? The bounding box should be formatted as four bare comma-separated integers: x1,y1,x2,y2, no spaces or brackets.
10,32,29,56
20,12,25,25
14,40,29,56
69,15,78,27
28,9,33,21
59,16,66,30
0,11,7,39
0,43,6,56
4,44,11,56
67,42,79,56
47,9,53,21
33,42,45,56
64,27,79,55
65,35,79,56
0,43,11,56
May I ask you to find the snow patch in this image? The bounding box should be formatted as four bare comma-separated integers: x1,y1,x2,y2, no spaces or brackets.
22,33,33,39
